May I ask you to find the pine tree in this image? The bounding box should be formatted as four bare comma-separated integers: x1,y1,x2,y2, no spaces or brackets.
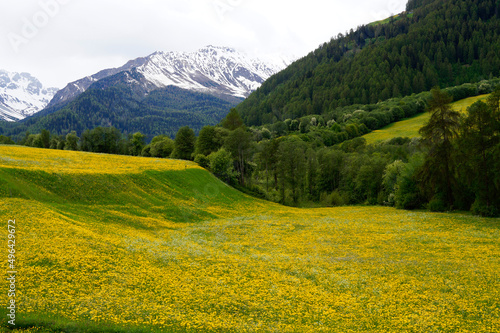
419,88,461,209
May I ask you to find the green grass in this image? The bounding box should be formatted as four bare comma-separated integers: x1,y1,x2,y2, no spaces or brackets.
0,147,499,332
363,94,490,144
368,12,414,27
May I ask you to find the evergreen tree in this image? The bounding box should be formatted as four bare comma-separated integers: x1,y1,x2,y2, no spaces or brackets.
221,109,244,131
458,99,500,215
419,88,461,209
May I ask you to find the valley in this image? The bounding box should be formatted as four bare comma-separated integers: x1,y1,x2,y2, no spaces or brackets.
0,146,498,332
1,0,500,331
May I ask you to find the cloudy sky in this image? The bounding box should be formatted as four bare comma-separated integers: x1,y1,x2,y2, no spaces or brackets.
0,0,407,88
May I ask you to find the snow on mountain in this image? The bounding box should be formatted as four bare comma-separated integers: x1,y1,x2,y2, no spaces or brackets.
137,46,290,98
0,70,58,122
48,46,291,109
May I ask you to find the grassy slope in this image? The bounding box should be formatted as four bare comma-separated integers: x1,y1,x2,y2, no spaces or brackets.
363,94,490,144
0,146,499,332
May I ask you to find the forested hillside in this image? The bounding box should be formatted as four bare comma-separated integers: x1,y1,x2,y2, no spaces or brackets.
237,0,500,125
0,82,239,141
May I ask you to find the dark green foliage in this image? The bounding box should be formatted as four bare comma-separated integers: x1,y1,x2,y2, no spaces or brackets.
221,108,245,130
172,126,196,160
65,131,79,151
0,135,14,144
194,154,210,169
40,129,50,148
428,195,447,212
277,138,308,205
456,89,500,216
237,0,500,126
194,126,223,156
149,135,175,158
419,88,461,208
130,132,146,156
81,127,123,154
223,127,252,185
209,148,237,184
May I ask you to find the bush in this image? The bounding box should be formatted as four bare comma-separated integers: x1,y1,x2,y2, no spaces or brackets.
208,148,238,184
0,135,15,145
194,154,210,169
150,138,174,158
428,195,446,212
394,155,425,210
320,190,346,207
390,106,405,121
471,199,499,217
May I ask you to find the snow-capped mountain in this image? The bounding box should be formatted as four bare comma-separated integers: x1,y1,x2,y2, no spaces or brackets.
0,70,58,122
48,46,291,108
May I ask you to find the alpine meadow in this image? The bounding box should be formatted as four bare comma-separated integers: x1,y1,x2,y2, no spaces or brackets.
0,146,499,332
1,0,500,332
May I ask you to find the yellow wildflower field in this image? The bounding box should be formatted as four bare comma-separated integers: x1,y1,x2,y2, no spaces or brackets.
0,146,499,332
0,145,201,174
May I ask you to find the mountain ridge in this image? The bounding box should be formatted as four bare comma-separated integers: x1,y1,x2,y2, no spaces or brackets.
0,70,58,121
48,46,290,110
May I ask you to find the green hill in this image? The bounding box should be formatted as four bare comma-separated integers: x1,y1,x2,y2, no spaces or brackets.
0,145,499,332
237,0,500,126
363,94,490,143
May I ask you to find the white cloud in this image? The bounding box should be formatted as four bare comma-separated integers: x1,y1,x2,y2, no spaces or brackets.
0,0,407,88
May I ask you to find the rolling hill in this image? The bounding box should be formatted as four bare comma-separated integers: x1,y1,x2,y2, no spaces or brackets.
0,145,499,332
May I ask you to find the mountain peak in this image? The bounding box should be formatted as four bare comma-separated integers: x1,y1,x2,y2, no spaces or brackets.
200,45,236,53
47,46,290,110
0,70,58,121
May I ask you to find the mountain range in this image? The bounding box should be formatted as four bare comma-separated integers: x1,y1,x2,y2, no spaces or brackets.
0,46,289,139
0,70,58,122
48,45,290,110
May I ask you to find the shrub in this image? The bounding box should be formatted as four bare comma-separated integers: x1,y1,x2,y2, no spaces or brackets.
471,199,499,217
194,154,210,169
320,190,346,207
150,138,174,158
208,148,238,184
428,195,446,212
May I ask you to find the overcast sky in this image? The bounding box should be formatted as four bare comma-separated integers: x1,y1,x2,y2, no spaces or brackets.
0,0,407,88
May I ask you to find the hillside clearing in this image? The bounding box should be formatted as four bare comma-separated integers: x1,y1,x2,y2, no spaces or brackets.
363,94,490,144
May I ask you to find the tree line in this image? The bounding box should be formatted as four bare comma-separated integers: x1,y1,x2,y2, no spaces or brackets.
3,86,499,216
199,88,500,217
